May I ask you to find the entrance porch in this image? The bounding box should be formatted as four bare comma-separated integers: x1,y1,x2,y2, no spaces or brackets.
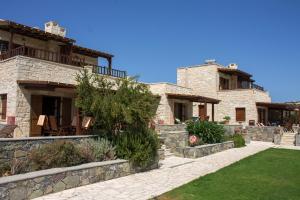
256,102,300,128
17,80,85,137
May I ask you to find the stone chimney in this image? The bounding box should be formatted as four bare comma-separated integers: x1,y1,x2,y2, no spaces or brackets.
44,21,66,37
227,63,238,69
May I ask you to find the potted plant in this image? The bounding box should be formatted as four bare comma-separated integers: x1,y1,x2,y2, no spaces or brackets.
223,116,231,125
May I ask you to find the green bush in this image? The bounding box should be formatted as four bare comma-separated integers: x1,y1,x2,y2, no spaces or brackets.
186,120,225,144
231,134,246,148
27,141,87,171
115,128,159,168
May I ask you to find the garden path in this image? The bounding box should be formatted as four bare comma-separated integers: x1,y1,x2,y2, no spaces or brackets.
35,141,274,200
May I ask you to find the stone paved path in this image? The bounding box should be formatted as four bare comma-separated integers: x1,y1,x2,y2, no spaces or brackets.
35,141,274,200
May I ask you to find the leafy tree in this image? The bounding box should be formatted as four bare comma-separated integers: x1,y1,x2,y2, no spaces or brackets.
75,70,160,168
75,69,159,136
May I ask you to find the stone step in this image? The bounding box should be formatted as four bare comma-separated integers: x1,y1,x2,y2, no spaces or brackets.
164,149,175,157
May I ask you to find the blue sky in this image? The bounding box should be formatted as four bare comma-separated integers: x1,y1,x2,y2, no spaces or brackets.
2,0,299,102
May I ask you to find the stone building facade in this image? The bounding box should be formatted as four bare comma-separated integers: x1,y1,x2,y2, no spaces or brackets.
0,20,126,137
149,61,272,126
177,62,271,125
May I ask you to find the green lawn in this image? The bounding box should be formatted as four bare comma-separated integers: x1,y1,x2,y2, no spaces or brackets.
157,148,300,200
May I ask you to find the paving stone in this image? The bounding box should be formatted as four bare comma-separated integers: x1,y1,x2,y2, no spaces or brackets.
34,141,275,200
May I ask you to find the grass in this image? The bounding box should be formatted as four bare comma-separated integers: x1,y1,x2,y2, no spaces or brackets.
156,148,300,200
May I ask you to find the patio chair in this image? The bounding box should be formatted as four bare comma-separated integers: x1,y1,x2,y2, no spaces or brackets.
47,115,69,136
71,116,93,134
37,115,51,135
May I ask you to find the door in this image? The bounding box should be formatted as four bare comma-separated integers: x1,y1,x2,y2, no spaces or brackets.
198,104,207,121
257,108,266,125
42,96,61,126
174,103,186,122
61,98,72,126
30,95,43,136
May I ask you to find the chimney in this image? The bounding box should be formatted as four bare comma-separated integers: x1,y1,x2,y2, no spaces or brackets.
44,21,66,37
227,63,238,69
205,59,216,65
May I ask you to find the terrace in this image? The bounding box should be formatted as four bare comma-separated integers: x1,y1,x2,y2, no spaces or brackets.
0,46,127,78
218,67,265,92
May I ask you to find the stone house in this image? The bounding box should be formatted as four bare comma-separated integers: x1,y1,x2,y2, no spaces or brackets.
151,60,299,126
0,20,126,137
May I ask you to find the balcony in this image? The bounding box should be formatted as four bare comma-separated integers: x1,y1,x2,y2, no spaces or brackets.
219,82,265,92
0,46,126,78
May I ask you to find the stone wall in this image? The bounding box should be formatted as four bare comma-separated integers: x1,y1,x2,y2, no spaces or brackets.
295,134,300,146
177,64,219,99
223,125,283,143
155,124,186,133
159,131,189,152
0,159,130,200
175,141,234,158
149,83,194,125
217,89,271,125
0,135,96,170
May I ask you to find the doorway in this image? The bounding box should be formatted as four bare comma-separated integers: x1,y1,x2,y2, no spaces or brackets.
198,104,207,121
30,95,72,136
257,108,267,125
174,103,186,123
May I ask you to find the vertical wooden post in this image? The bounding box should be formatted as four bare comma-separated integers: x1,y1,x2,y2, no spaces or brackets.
212,103,215,122
8,29,14,55
76,108,81,135
204,102,207,120
108,57,112,75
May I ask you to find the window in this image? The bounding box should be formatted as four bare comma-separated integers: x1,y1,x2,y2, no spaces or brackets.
236,107,246,122
0,40,9,54
219,77,229,90
0,94,7,120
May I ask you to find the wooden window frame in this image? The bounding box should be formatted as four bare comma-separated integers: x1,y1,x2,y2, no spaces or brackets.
236,107,246,122
0,94,7,120
219,77,230,90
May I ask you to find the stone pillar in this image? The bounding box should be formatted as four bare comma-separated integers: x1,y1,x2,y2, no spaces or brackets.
273,127,282,145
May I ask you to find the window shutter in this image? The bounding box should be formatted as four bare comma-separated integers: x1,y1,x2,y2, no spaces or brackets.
236,108,245,122
1,94,7,120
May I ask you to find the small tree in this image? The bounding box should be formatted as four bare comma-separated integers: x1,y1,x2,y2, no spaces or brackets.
75,70,160,168
75,69,159,135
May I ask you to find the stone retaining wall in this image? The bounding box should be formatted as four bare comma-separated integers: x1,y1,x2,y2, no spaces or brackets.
155,124,186,133
0,159,130,200
0,135,96,170
296,134,300,146
175,141,234,159
223,125,283,143
159,131,188,151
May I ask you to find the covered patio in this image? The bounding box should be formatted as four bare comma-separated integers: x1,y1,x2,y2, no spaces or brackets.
256,102,300,127
17,80,89,137
166,93,220,123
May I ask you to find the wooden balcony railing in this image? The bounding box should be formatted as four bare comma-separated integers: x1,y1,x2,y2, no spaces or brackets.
0,46,85,66
0,46,127,78
93,65,127,78
251,83,264,91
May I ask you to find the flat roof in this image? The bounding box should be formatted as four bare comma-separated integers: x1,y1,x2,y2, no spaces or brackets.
0,19,114,58
218,68,252,78
17,80,76,89
256,102,300,110
166,93,220,104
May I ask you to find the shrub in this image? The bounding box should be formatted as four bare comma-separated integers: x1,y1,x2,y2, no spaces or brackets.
223,116,231,121
186,120,225,144
231,134,246,148
0,163,11,177
78,138,116,162
27,141,87,171
115,128,159,168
